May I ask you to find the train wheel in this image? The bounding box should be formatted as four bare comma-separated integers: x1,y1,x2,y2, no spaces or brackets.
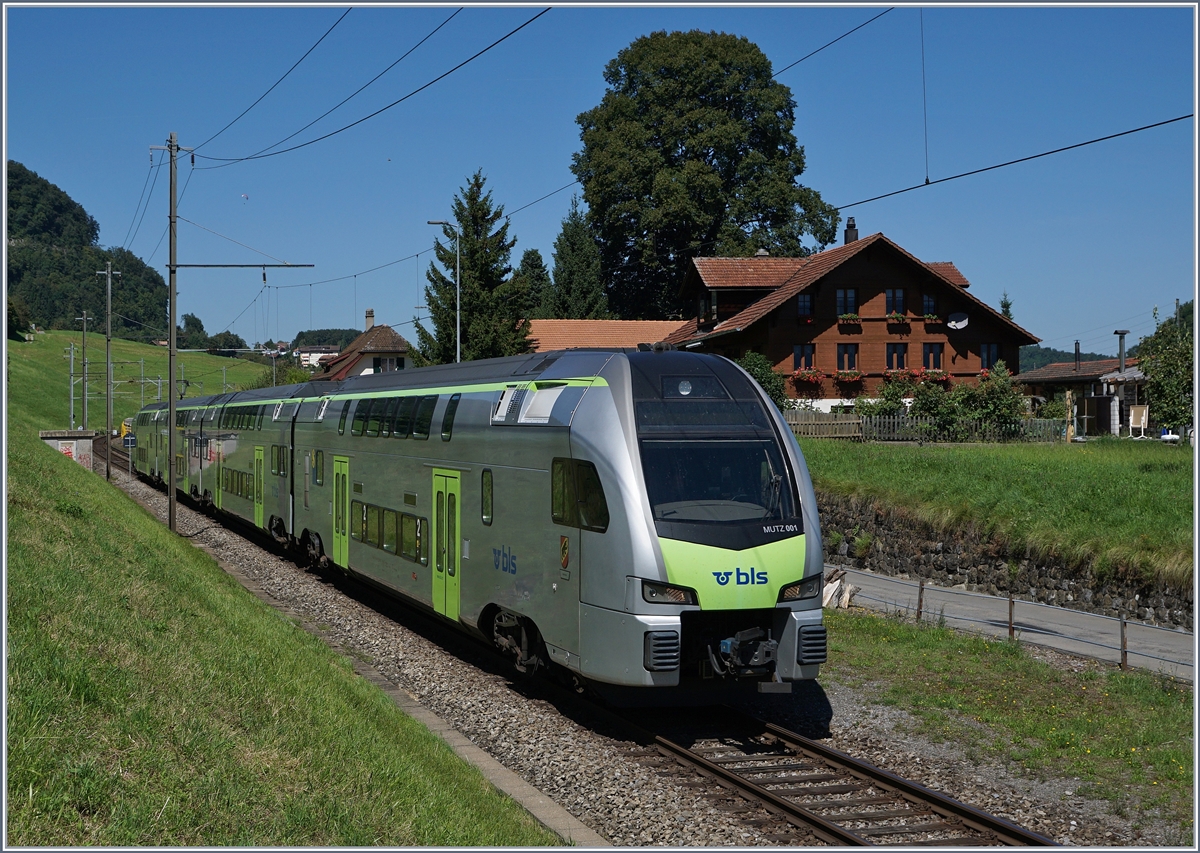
492,610,545,679
304,531,325,569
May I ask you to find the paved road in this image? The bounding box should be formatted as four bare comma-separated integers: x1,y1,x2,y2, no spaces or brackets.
831,566,1195,683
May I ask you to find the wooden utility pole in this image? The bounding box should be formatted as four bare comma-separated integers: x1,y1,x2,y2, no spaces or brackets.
97,262,121,480
75,310,90,429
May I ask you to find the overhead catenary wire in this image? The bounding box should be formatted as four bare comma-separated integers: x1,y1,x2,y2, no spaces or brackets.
235,8,462,163
838,113,1194,210
122,151,161,248
773,7,894,78
193,8,352,153
194,8,551,167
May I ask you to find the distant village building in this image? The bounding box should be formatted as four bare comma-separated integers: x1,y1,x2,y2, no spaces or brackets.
294,345,339,368
312,309,411,381
1017,357,1144,437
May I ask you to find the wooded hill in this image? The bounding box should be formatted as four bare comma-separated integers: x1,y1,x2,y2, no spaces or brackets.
7,160,167,342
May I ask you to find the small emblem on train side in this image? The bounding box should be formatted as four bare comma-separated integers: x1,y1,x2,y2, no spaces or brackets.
712,568,768,586
493,546,518,574
560,536,570,569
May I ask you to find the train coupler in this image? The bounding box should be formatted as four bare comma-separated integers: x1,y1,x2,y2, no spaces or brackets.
706,627,778,678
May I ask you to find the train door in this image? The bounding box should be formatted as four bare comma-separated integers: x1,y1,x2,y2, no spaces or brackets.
332,456,350,567
432,469,461,622
254,446,265,529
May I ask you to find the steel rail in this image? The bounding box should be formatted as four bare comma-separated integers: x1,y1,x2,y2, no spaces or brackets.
764,722,1059,846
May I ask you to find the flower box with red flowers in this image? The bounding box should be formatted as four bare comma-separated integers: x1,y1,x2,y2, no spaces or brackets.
834,370,863,382
837,313,861,324
886,311,908,324
792,367,825,383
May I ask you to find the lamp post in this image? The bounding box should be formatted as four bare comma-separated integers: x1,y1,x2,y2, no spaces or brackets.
427,220,460,363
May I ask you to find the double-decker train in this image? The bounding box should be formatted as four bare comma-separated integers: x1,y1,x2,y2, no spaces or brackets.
133,348,827,696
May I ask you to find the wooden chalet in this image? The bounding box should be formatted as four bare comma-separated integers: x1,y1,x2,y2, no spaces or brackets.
665,219,1040,409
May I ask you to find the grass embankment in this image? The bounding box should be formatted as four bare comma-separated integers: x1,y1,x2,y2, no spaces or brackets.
9,330,268,430
6,335,557,845
798,439,1194,587
823,610,1194,837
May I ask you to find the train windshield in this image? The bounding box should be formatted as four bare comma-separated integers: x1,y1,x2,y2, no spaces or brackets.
628,352,802,548
640,439,793,522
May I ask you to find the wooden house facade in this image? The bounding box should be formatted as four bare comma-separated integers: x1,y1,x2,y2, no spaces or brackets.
665,223,1039,409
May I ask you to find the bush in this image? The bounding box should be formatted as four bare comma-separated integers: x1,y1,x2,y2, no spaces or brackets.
736,351,787,410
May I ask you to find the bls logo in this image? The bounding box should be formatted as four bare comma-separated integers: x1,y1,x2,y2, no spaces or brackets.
712,567,768,586
493,546,518,575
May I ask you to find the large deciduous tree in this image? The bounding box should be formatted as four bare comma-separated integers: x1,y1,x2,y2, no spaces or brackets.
413,171,531,365
1138,305,1194,432
547,196,608,319
571,30,839,319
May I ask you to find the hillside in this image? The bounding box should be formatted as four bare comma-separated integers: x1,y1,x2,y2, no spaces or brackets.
1018,344,1113,372
6,160,167,342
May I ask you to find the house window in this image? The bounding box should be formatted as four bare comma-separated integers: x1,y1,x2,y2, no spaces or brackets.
837,343,858,371
836,288,858,315
796,294,812,317
886,289,905,314
923,342,944,370
372,357,397,373
923,294,937,315
793,344,815,370
981,343,1000,370
887,343,907,370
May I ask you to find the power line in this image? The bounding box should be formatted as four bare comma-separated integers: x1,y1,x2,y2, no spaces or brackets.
122,152,161,248
231,8,462,164
773,8,894,78
194,8,352,152
506,180,578,218
176,216,293,264
838,113,1194,210
194,8,551,167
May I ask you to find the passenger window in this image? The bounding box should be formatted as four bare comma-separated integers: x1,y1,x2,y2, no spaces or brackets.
351,400,368,436
412,395,438,440
418,517,428,565
314,450,324,486
365,504,381,547
551,459,576,527
441,393,462,441
447,493,457,577
338,399,351,435
350,500,364,540
380,397,399,438
365,398,385,437
435,493,445,574
257,406,266,430
271,445,279,476
280,446,288,479
401,513,418,561
482,469,493,526
383,509,398,554
392,396,416,439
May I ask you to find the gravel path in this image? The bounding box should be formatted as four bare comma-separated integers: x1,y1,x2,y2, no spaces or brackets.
106,464,1182,846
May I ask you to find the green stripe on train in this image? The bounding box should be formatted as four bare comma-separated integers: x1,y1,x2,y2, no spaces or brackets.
658,534,807,609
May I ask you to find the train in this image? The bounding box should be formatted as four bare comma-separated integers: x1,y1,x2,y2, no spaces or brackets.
132,348,827,697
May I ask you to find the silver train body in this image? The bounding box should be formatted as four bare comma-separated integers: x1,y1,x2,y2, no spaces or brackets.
133,349,827,692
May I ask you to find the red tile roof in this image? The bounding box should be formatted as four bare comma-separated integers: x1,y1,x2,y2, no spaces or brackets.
691,257,808,289
1016,358,1135,384
666,233,1039,347
924,262,971,288
312,324,411,381
527,319,690,352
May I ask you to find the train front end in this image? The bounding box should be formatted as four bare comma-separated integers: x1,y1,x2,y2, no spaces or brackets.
576,350,826,695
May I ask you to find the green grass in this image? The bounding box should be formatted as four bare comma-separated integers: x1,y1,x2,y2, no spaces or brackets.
823,610,1194,836
798,438,1194,587
6,335,558,845
8,330,268,431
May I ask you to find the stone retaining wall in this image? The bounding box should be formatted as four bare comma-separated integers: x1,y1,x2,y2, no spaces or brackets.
817,491,1193,632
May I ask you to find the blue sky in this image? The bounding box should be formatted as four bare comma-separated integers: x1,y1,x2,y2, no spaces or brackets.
5,4,1195,357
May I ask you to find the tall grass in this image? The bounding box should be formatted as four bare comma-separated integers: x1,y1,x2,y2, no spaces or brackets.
798,439,1194,587
824,610,1194,835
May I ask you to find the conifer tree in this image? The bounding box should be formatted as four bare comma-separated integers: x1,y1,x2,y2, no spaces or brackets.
512,248,552,319
412,170,531,364
547,195,608,319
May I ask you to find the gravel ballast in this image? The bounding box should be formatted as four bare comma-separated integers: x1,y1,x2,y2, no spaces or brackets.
106,464,1182,846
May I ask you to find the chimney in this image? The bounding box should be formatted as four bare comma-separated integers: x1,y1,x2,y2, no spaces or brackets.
1114,330,1130,374
365,308,374,331
844,217,858,245
1074,340,1080,372
755,248,769,257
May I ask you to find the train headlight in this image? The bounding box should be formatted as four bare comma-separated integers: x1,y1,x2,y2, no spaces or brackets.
778,575,822,602
642,580,697,606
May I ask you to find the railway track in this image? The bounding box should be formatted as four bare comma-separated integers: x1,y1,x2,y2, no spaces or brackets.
629,707,1058,846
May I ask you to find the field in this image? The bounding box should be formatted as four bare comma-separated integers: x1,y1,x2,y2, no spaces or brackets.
5,333,557,845
9,330,268,433
797,438,1194,587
